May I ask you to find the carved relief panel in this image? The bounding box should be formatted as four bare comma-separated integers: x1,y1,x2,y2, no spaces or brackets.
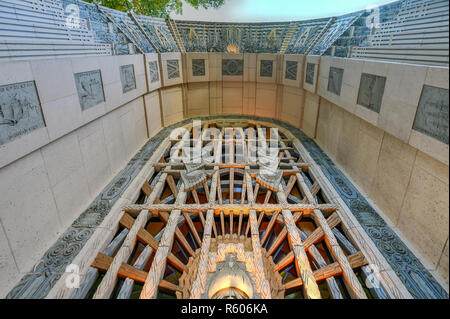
305,63,316,85
327,67,344,96
192,59,206,77
167,59,180,79
0,81,45,145
357,73,386,113
285,61,298,81
120,64,136,93
413,85,449,144
148,61,160,83
222,59,244,76
260,60,273,78
74,70,105,110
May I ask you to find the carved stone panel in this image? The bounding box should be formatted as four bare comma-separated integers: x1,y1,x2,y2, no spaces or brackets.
120,64,136,93
327,67,344,96
167,59,180,79
222,59,244,76
192,59,206,77
74,70,105,111
148,61,160,83
413,85,449,144
357,73,386,113
260,60,273,78
305,63,315,85
285,61,298,81
0,81,45,145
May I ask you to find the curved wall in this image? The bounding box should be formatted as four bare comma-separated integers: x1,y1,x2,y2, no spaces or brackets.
0,52,448,296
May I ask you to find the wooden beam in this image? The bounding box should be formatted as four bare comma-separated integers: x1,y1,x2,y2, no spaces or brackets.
117,245,153,299
264,190,272,204
257,210,264,229
159,212,194,256
241,173,247,204
274,251,294,272
237,211,243,236
266,227,288,256
208,170,220,238
261,211,280,246
332,228,388,299
92,157,168,299
198,211,205,228
189,209,215,298
119,213,135,230
137,228,187,273
142,181,153,197
230,211,234,234
302,212,341,248
285,175,296,197
253,183,260,203
278,136,343,299
283,252,367,290
167,175,179,198
152,162,308,170
291,135,411,298
217,174,223,205
203,181,210,202
91,252,113,272
312,209,367,299
118,263,148,283
230,168,234,203
191,189,201,204
159,279,181,292
276,190,321,299
310,181,321,198
220,211,225,236
183,212,202,247
122,203,337,214
249,209,271,298
137,228,159,250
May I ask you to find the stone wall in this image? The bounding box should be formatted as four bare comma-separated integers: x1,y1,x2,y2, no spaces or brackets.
0,52,448,296
316,100,449,283
0,54,150,296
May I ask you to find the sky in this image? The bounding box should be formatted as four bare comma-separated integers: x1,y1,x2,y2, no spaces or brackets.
170,0,398,22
